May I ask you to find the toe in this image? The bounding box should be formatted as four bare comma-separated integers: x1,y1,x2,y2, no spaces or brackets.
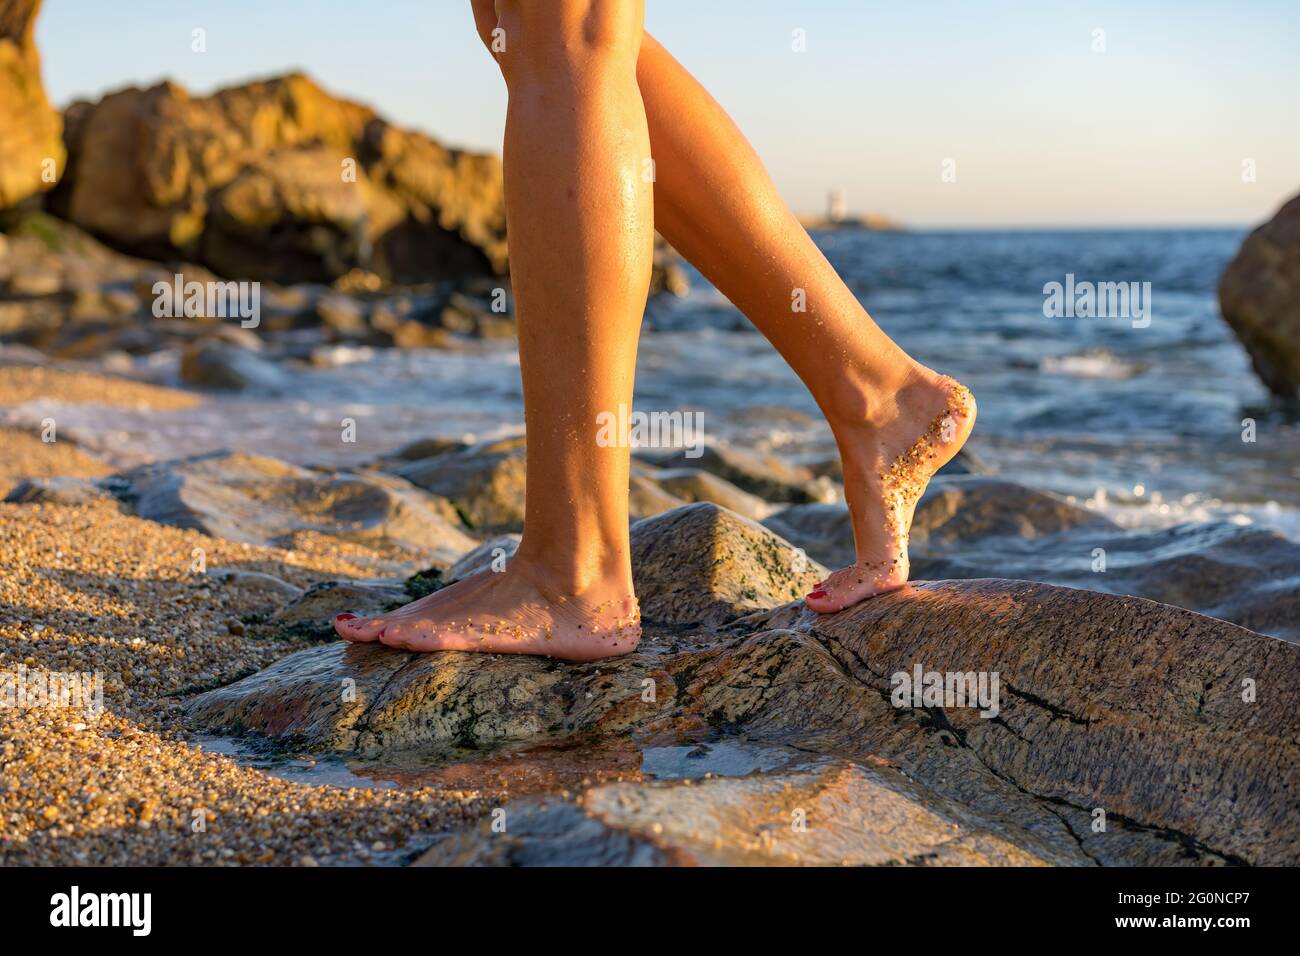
380,619,458,653
334,613,385,642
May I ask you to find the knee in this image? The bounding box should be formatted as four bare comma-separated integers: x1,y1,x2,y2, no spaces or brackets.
491,0,643,85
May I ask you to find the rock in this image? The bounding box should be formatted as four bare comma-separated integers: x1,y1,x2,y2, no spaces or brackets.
187,578,1300,865
179,339,289,392
762,502,858,569
647,443,837,504
647,239,690,299
3,475,114,506
54,73,507,285
650,468,771,520
908,477,1115,549
765,477,1299,642
0,1,64,210
441,534,520,584
627,473,685,520
107,450,476,561
389,436,527,533
765,477,1109,571
204,568,306,616
630,503,826,627
312,292,368,337
916,517,1300,643
386,436,470,462
1219,193,1300,398
418,758,1054,866
271,580,409,638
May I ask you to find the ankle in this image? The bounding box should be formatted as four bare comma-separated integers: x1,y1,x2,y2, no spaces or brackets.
820,356,936,429
509,543,634,599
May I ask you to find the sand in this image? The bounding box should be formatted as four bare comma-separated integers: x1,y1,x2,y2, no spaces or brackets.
0,376,488,865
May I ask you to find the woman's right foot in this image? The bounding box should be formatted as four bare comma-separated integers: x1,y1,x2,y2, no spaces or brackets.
333,559,641,662
806,369,976,614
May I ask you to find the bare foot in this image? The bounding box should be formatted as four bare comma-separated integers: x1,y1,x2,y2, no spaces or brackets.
333,560,641,662
805,369,976,614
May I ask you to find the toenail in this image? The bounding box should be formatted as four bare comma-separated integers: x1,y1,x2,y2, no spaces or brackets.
336,613,357,621
807,590,827,599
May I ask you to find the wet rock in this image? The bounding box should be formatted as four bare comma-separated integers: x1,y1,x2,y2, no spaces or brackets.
1218,192,1300,399
765,476,1298,641
762,502,858,569
630,502,826,626
651,468,770,520
389,436,527,533
0,1,63,210
108,450,476,561
908,477,1115,549
271,580,410,638
627,473,685,520
647,443,837,504
418,758,1056,866
916,518,1300,643
3,475,115,506
179,339,289,392
312,292,368,337
188,578,1300,865
764,477,1109,571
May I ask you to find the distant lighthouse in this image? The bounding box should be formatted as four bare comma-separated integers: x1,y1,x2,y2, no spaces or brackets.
827,187,848,224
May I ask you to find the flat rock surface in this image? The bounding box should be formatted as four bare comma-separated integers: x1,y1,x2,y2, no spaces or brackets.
769,476,1300,642
103,450,476,563
188,503,1300,866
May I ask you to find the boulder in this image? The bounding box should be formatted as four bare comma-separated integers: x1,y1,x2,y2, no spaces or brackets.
650,468,770,520
187,575,1300,865
646,443,837,504
418,758,1053,866
627,473,685,520
1219,193,1300,398
389,436,527,533
916,518,1300,643
0,1,63,210
766,476,1299,642
3,475,115,506
105,450,476,562
629,502,826,626
179,339,289,392
54,73,507,285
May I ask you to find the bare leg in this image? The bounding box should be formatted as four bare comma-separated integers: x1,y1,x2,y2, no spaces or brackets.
335,0,649,659
635,35,976,611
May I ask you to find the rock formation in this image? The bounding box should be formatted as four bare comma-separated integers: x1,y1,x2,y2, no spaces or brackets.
102,450,476,564
53,73,507,285
0,0,63,211
187,500,1300,866
1219,193,1300,399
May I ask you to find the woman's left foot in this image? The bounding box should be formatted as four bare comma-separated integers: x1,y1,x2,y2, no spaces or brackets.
805,369,976,614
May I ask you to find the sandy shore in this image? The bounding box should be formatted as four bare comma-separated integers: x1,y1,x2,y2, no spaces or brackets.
0,367,485,865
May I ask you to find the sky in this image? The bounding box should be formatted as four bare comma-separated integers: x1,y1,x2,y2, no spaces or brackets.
35,0,1300,228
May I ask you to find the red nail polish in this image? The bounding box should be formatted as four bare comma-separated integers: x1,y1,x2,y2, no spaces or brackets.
336,613,357,621
807,590,827,599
